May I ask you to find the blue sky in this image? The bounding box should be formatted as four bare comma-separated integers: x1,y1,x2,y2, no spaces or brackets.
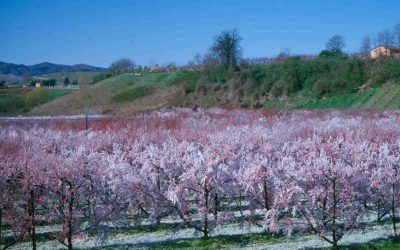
0,0,399,67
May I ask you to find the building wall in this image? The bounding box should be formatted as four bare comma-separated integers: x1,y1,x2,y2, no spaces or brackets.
370,46,391,59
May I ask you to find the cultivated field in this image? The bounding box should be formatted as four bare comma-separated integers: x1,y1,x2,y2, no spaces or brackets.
2,109,400,249
0,88,75,114
34,72,101,86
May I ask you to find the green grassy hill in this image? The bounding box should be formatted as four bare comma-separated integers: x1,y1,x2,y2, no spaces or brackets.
300,84,400,109
28,72,183,115
6,55,400,116
26,70,400,116
261,84,400,110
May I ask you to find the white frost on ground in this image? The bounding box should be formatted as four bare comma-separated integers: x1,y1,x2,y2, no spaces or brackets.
8,223,265,249
6,211,391,249
8,224,390,250
237,225,390,250
3,224,62,238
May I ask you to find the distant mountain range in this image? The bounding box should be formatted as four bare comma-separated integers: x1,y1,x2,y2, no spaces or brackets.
0,61,106,76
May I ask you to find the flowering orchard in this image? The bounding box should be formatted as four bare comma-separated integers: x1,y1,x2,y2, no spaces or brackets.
1,109,400,249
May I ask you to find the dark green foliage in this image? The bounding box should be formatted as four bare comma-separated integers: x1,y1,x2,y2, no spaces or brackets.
245,56,382,98
369,58,400,86
112,85,155,103
64,77,70,85
210,29,242,69
319,50,348,59
141,232,282,250
0,92,25,113
92,73,112,84
278,57,306,94
169,71,202,93
0,89,74,114
182,55,400,100
72,80,79,85
41,78,56,87
207,66,236,84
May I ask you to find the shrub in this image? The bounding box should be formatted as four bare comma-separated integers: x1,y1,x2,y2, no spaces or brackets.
92,73,113,84
25,88,49,107
318,50,348,59
207,67,236,84
169,71,202,93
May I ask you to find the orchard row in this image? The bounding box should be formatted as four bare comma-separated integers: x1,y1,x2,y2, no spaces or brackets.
1,108,400,249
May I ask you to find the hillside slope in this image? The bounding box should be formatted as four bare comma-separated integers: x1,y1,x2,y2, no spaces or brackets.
29,73,183,115
261,84,400,110
28,70,400,116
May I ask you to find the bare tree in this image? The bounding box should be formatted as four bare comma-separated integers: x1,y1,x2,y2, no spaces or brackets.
202,52,220,71
193,53,203,66
360,36,372,55
166,63,177,73
394,23,400,46
376,30,395,46
210,29,242,69
109,58,136,75
326,34,345,52
275,48,291,63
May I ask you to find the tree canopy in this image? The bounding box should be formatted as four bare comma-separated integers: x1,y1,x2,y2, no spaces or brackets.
210,29,242,69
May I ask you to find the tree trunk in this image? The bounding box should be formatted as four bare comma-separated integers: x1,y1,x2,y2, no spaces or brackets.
203,188,209,239
0,207,2,246
29,190,37,250
156,167,161,226
213,193,218,222
332,179,338,249
392,183,397,236
263,179,269,210
67,185,75,250
377,200,381,223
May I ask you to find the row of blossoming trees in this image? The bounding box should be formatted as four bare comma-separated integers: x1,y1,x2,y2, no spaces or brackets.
1,109,400,249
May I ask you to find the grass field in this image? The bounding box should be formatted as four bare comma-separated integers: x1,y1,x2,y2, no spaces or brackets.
47,88,75,99
0,88,75,114
29,72,182,115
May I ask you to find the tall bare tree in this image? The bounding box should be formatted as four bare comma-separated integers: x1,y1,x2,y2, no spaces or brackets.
394,23,400,46
326,34,345,52
360,36,372,55
193,53,203,66
109,58,136,75
376,30,395,46
210,29,242,69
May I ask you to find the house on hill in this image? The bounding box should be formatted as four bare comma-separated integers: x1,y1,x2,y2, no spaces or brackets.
35,80,41,88
370,45,400,59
